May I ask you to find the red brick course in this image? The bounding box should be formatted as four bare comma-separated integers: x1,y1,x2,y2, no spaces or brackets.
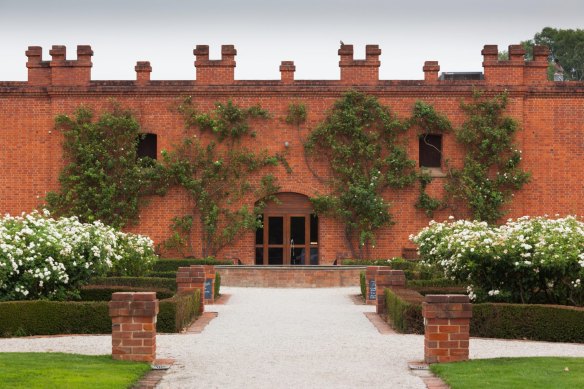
216,266,364,287
2,42,583,264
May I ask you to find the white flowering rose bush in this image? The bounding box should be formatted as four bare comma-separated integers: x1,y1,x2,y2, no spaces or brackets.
0,210,157,301
411,216,584,305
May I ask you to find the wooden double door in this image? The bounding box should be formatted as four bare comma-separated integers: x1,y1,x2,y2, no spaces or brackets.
254,193,319,265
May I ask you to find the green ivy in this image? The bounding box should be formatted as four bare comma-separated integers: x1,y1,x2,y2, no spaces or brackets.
305,90,416,254
46,105,166,228
445,92,530,223
178,97,270,142
165,98,285,257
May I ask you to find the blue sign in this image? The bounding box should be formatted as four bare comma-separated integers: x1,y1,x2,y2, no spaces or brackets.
204,279,213,300
368,279,376,301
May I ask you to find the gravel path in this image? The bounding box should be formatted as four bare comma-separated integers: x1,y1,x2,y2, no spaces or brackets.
1,287,584,389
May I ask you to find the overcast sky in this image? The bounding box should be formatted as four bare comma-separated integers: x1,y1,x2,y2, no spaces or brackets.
1,0,583,81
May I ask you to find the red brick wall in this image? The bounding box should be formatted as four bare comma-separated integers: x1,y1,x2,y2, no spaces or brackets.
1,43,583,264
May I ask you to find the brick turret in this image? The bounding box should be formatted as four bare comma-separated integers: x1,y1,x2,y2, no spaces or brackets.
194,45,237,84
338,44,381,85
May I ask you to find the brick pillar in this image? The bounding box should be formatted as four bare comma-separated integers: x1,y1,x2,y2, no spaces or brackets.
423,61,440,84
423,295,472,364
366,267,406,313
135,61,152,85
280,61,295,84
176,265,205,314
203,265,216,304
108,292,159,362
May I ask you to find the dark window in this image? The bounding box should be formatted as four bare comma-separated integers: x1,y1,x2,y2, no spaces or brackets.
137,133,157,160
419,134,442,168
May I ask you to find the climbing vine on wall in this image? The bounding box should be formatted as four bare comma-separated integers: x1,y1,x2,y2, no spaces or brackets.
304,90,417,256
445,91,530,223
165,98,286,257
409,101,452,217
46,104,166,228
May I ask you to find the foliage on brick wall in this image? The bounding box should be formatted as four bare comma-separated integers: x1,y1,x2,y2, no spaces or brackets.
305,90,417,256
151,258,232,272
164,97,288,257
46,104,167,228
445,92,530,222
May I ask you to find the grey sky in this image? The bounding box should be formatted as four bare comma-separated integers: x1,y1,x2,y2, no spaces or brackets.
1,0,583,81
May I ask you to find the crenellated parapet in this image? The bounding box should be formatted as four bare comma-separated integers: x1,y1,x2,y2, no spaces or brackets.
25,45,93,87
482,44,550,85
194,45,237,84
338,44,381,85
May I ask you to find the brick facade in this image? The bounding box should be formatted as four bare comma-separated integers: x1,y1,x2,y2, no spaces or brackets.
1,43,583,264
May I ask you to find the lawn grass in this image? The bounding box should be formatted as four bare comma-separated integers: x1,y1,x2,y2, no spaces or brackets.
0,352,150,389
431,357,584,389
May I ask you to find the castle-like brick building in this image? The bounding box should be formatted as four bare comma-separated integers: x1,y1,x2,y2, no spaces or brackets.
1,43,582,264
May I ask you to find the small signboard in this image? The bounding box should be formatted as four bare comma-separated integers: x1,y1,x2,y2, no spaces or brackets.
368,279,376,301
204,279,213,300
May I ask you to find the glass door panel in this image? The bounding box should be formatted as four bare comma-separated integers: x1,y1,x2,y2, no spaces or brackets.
268,217,283,244
268,248,284,265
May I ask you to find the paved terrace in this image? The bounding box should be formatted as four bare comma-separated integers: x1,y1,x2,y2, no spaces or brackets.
1,287,584,388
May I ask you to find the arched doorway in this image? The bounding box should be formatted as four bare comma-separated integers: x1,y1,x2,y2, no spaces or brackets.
255,193,319,265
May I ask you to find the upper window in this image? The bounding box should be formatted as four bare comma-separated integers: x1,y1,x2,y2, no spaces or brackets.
419,134,442,168
137,133,157,160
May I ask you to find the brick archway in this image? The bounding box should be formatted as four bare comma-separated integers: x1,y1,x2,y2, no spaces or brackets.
254,192,319,265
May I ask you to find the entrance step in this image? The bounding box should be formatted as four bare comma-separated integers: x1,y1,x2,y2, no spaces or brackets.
216,265,365,287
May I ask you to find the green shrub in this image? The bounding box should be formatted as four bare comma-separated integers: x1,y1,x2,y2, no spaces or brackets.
471,303,584,343
360,271,366,299
214,273,221,298
407,278,462,288
158,290,201,333
0,290,200,337
88,277,176,291
342,258,439,280
385,288,424,334
145,271,176,279
0,211,157,302
152,258,232,272
412,216,584,305
79,285,174,301
0,300,110,337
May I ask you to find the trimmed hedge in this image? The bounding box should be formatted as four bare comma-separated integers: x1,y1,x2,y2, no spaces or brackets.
0,300,110,337
406,278,463,288
0,289,201,337
471,303,584,343
342,258,437,280
360,271,366,299
79,285,174,301
214,273,221,299
88,276,176,291
158,290,201,333
145,271,176,279
385,288,424,334
152,258,232,272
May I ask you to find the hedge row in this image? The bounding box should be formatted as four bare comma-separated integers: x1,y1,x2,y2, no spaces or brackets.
0,290,200,337
344,258,437,280
360,271,366,299
214,273,221,299
79,285,175,301
471,303,584,343
384,288,584,342
152,258,232,272
385,288,424,334
88,276,176,291
0,300,110,337
158,290,201,333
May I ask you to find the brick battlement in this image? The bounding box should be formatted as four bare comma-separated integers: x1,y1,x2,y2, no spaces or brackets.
10,42,570,88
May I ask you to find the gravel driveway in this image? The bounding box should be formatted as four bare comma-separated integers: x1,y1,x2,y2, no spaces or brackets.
2,286,584,389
